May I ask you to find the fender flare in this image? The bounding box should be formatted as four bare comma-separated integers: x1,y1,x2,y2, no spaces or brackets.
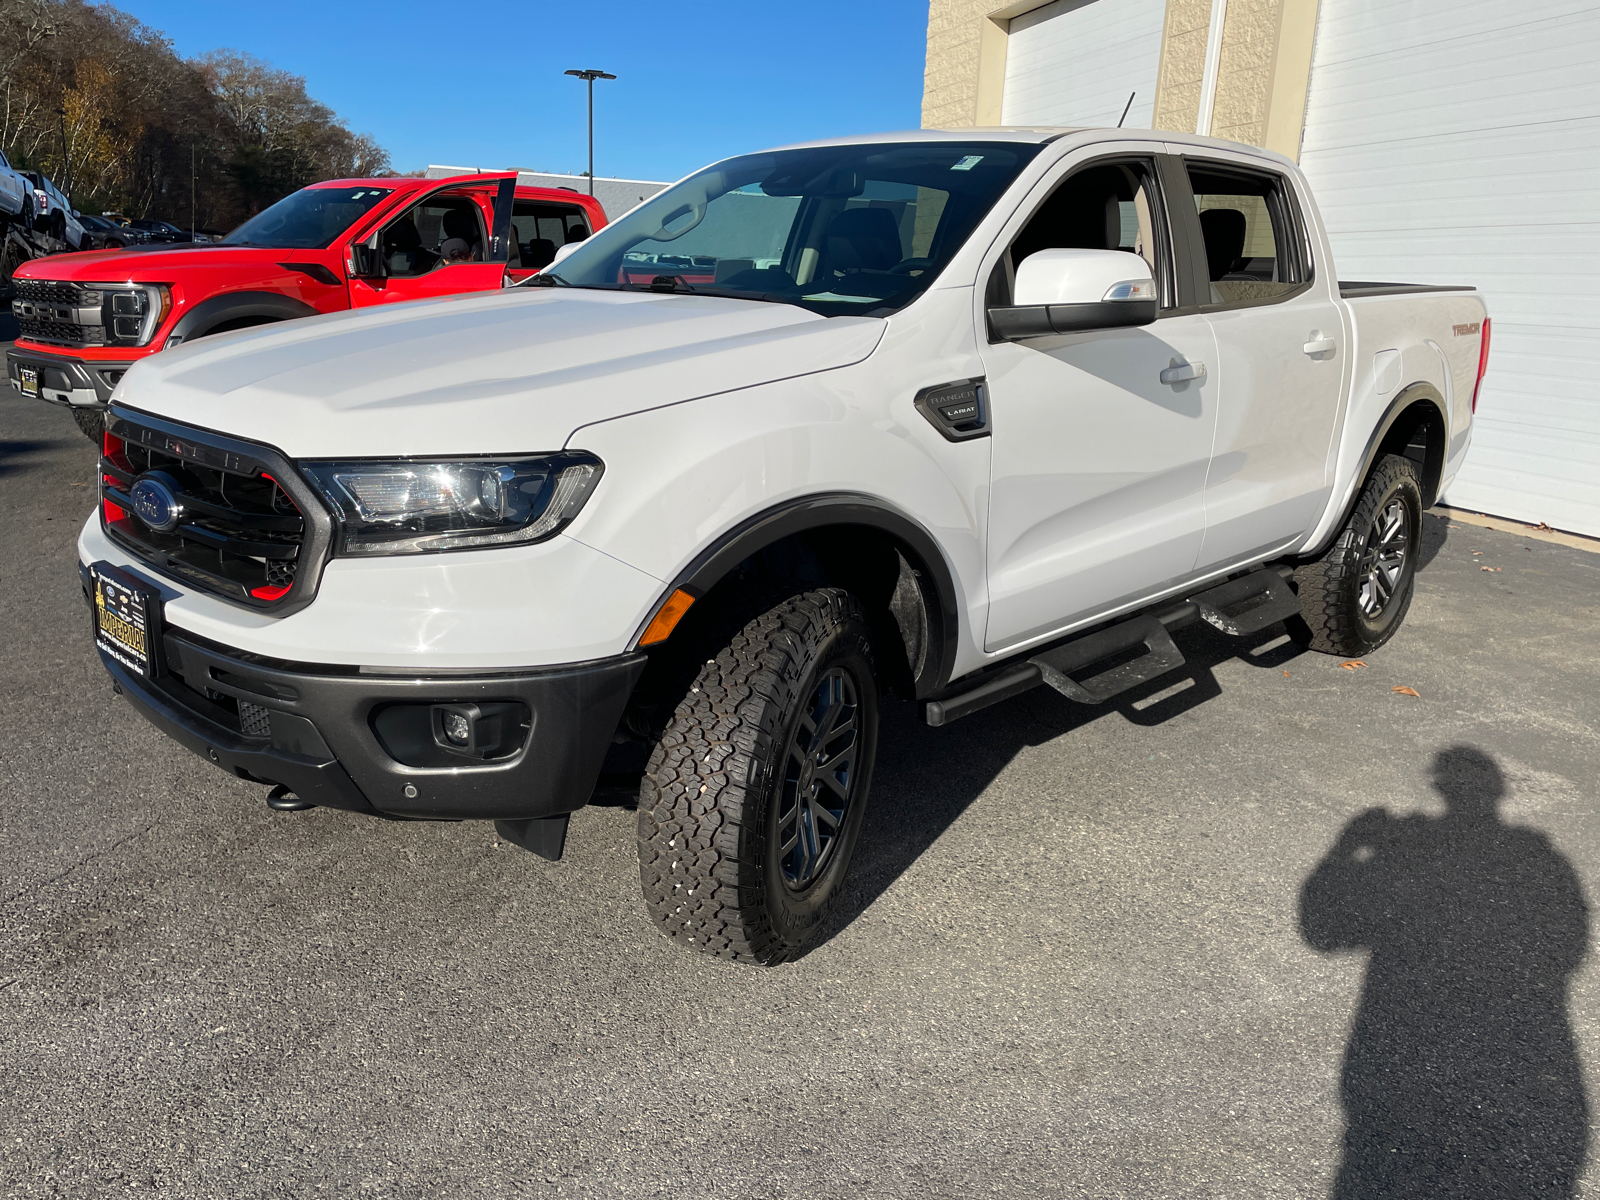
1306,382,1448,557
632,492,964,696
168,291,319,344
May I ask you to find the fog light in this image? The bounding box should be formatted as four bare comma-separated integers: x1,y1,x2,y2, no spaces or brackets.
427,702,525,761
442,711,471,745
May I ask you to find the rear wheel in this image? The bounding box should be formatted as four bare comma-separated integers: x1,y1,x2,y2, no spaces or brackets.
637,587,878,964
1292,453,1423,656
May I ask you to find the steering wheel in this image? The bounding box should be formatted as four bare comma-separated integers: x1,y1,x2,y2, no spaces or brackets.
889,258,933,275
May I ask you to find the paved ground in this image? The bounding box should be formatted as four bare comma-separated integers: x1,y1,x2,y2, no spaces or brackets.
3,384,1598,1199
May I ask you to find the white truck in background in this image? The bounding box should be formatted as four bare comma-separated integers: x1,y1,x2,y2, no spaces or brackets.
77,127,1489,964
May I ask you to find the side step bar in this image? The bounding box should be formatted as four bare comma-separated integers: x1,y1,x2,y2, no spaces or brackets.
1188,568,1301,637
922,565,1300,727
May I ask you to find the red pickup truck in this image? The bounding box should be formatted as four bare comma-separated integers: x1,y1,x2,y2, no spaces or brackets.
7,172,606,440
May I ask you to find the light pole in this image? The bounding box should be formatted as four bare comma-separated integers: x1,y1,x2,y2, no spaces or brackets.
563,68,616,196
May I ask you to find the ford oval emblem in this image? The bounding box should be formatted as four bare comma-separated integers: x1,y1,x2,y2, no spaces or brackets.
129,476,182,533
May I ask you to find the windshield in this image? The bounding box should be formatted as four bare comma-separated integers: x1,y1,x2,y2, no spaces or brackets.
222,185,394,249
544,142,1041,317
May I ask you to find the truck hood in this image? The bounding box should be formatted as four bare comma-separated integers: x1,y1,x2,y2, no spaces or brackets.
16,243,285,281
114,287,886,458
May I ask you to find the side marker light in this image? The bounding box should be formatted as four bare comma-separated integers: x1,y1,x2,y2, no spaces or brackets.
639,589,697,646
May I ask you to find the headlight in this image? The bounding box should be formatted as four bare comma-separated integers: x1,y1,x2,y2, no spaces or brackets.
91,283,171,346
300,453,603,556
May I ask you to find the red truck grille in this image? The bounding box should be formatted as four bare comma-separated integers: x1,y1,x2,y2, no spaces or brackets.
99,409,335,612
11,278,105,347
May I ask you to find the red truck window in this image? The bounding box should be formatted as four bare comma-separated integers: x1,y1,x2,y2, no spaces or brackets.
510,202,592,270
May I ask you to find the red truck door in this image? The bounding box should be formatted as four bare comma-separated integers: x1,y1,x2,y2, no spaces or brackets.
347,175,516,308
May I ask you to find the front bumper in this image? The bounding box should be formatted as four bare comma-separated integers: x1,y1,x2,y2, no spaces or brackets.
88,578,646,820
8,344,136,408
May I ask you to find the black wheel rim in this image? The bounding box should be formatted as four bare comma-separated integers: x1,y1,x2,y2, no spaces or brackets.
777,667,861,892
1359,498,1411,617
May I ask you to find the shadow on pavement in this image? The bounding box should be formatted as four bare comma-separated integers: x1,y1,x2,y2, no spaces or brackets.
0,436,73,478
1301,747,1590,1198
828,614,1306,947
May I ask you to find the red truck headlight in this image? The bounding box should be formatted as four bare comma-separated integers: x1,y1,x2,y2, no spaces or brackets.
92,283,172,347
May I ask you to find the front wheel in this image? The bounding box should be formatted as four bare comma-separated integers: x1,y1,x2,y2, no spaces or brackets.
71,407,104,443
1292,453,1423,656
637,588,879,964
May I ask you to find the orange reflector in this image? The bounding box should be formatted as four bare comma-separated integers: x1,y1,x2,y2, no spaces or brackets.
639,588,696,646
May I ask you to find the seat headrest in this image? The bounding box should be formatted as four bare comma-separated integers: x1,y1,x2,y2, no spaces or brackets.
1199,208,1248,280
384,219,421,250
825,207,902,271
441,208,478,241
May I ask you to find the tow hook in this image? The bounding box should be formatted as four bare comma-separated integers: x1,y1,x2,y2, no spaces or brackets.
266,783,315,813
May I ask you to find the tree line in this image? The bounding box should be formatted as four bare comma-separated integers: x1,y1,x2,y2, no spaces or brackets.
1,0,391,232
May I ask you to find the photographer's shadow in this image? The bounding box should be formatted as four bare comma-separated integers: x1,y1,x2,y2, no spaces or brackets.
1301,747,1591,1198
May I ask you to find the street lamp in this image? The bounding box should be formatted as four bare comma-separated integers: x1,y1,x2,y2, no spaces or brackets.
563,68,616,196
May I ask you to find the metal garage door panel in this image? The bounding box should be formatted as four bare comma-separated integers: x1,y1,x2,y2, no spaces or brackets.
1001,0,1166,129
1298,0,1600,536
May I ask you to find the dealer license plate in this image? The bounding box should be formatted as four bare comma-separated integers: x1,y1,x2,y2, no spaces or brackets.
90,563,163,677
18,365,38,398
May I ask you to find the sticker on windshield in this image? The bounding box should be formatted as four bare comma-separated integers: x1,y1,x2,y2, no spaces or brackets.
951,155,984,171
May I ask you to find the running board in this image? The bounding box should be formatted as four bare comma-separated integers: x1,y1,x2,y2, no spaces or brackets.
1188,568,1300,637
1028,615,1185,704
924,610,1191,727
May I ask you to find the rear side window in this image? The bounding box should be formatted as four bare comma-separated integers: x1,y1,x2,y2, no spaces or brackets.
510,202,593,270
1185,162,1307,306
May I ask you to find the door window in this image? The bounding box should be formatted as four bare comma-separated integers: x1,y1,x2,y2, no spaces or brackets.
1185,163,1307,306
991,159,1172,314
509,201,593,270
381,194,486,277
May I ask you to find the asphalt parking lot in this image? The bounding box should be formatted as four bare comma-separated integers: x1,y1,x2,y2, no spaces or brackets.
3,383,1598,1199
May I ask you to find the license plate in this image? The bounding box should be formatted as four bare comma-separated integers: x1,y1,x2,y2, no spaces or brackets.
90,563,163,678
18,366,38,398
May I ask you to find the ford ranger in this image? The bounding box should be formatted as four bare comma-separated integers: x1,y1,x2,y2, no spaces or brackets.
77,128,1490,964
10,172,606,441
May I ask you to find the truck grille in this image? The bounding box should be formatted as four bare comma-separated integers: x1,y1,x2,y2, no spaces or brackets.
12,278,105,347
100,409,334,613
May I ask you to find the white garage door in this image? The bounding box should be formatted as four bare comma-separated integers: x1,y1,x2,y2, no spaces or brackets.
1298,0,1600,536
1001,0,1166,130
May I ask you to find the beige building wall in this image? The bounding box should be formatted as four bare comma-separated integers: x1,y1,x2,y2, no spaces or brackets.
921,0,1320,160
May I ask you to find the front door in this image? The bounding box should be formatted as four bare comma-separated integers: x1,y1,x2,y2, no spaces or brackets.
981,155,1220,652
349,177,513,309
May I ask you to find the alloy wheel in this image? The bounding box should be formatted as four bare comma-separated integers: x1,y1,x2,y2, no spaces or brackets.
777,667,861,891
1358,498,1410,617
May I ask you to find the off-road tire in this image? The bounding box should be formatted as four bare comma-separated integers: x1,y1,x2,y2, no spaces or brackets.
71,407,104,444
1292,453,1423,656
637,587,879,965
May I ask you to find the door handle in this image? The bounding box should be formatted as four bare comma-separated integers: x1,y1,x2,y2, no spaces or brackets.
1303,336,1337,355
1160,361,1206,385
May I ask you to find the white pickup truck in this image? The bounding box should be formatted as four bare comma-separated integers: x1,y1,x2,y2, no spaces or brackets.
79,128,1490,964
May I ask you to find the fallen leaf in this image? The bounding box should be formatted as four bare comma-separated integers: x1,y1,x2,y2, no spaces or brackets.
1282,670,1290,678
1480,565,1501,572
1536,522,1553,532
1392,686,1420,697
1340,660,1368,671
1471,550,1483,555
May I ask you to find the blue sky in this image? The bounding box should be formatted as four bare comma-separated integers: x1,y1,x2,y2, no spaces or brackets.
118,0,931,183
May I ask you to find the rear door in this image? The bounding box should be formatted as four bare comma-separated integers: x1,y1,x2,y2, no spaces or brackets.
349,175,515,308
506,194,600,281
1174,154,1346,568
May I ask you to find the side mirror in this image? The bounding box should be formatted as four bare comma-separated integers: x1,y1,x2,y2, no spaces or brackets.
347,235,386,279
550,240,583,267
989,249,1158,340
